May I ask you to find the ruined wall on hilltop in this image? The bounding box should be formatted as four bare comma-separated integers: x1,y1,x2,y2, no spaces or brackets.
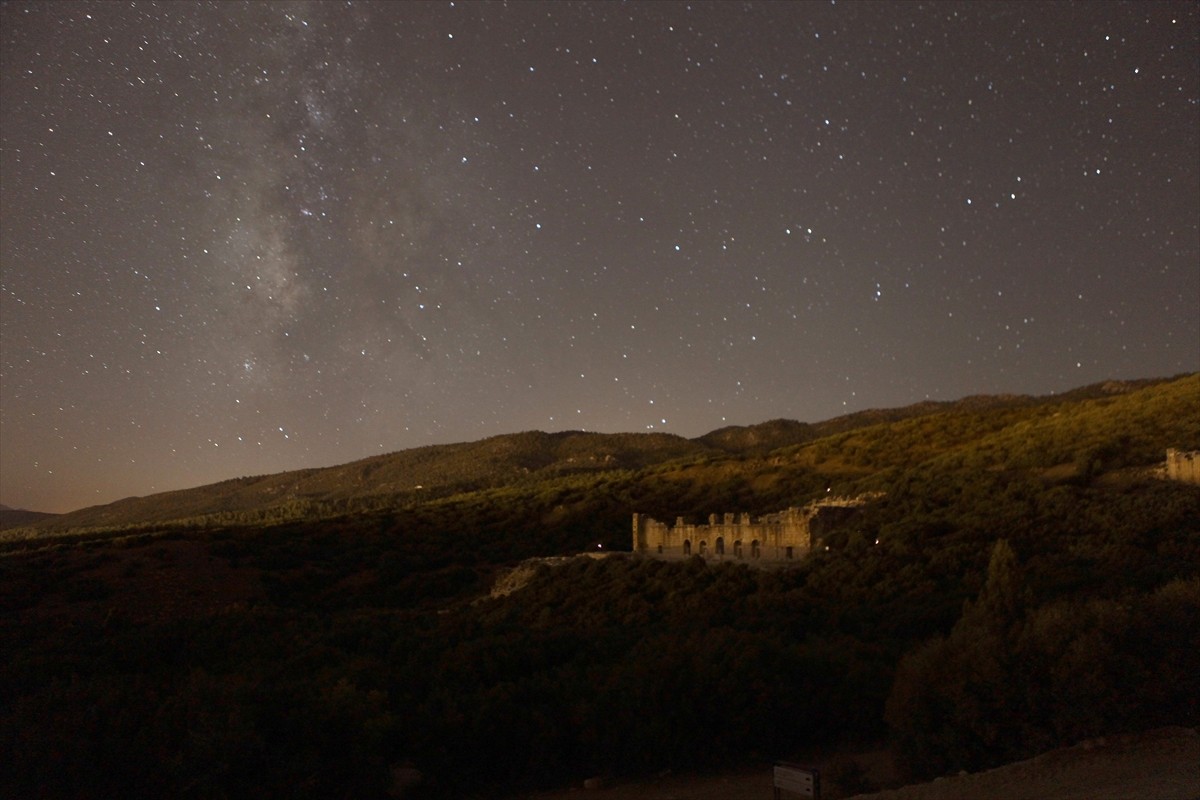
1166,449,1200,485
633,495,879,565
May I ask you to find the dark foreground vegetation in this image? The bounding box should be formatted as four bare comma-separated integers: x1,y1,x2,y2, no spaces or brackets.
2,375,1198,798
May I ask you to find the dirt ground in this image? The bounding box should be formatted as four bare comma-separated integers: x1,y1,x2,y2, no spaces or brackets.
520,727,1199,800
844,727,1200,800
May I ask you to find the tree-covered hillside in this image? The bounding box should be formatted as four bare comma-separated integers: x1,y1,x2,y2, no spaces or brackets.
1,374,1197,798
11,375,1185,541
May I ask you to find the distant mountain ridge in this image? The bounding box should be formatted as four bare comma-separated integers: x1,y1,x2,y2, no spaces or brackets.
0,505,58,531
10,375,1189,536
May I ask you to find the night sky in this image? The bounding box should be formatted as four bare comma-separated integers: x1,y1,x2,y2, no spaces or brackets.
2,1,1197,513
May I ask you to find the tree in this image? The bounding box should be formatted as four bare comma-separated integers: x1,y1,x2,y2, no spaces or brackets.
885,540,1030,778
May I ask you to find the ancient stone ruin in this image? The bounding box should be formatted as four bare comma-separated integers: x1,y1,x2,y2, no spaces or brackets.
632,494,880,565
1165,448,1200,485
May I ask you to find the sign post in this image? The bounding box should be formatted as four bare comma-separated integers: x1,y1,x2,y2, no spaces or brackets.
773,762,820,799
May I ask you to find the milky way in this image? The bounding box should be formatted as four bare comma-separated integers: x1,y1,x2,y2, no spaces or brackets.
2,1,1197,512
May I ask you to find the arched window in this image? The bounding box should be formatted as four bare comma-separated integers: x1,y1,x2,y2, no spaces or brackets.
656,544,663,554
751,540,761,559
715,536,725,555
785,546,794,560
683,540,691,556
699,540,708,555
734,540,743,558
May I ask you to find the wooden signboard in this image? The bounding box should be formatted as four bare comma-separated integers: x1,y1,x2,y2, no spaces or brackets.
773,762,820,799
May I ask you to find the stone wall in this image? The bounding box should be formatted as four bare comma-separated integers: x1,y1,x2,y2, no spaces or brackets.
633,495,878,565
1166,448,1200,485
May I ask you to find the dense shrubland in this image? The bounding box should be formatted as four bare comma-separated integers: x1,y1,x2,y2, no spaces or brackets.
1,375,1198,798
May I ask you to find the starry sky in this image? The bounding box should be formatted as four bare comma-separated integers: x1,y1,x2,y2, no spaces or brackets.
2,1,1197,513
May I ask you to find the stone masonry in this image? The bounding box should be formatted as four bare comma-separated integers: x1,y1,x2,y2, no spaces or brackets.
1165,448,1200,485
632,495,879,564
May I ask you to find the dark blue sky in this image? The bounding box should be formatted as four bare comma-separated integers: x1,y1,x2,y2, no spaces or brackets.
2,1,1197,512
